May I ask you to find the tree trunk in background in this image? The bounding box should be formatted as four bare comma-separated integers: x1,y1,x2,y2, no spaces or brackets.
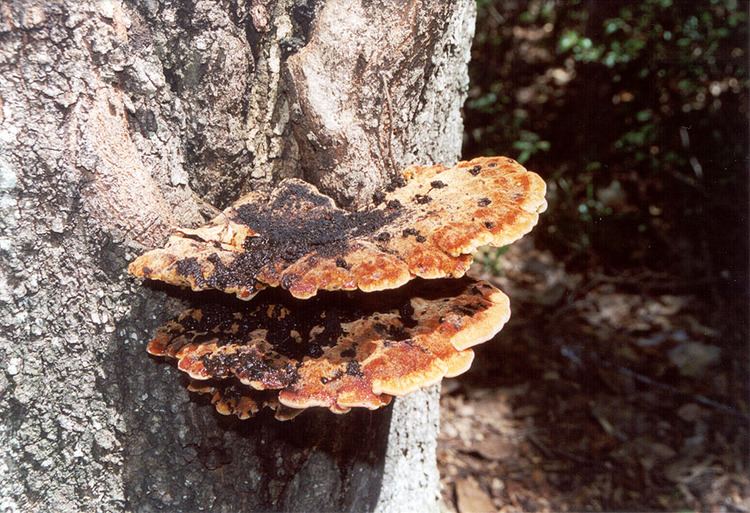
0,1,475,511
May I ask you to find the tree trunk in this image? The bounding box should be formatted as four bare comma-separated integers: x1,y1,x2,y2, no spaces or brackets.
0,1,475,511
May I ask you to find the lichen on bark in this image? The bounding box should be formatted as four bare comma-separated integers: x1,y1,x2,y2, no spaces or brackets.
0,0,476,511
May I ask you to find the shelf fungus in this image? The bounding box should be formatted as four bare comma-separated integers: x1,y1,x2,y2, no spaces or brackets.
129,156,547,300
186,380,303,421
147,278,510,417
132,156,546,420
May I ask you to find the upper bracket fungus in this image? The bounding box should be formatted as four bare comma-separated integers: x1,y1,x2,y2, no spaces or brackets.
129,157,547,300
131,156,546,420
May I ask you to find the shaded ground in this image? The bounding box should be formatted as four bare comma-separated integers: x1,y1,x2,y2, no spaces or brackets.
438,239,749,512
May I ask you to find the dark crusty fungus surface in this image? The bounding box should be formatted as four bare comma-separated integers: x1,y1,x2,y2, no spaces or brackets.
129,156,547,300
147,277,510,414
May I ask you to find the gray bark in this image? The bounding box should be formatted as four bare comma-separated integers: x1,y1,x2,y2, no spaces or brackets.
0,1,475,512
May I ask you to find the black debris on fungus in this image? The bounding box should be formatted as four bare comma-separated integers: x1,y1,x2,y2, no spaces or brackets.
159,277,484,379
484,221,494,229
200,351,299,387
478,197,492,207
254,361,299,386
319,306,345,343
414,194,432,205
373,322,410,342
346,360,364,378
335,257,350,269
176,257,207,287
207,253,256,291
385,175,406,192
372,190,386,205
402,228,419,238
167,294,348,362
376,232,391,242
237,201,396,260
468,165,482,176
386,199,402,210
455,304,482,316
212,181,401,289
176,251,254,293
415,235,426,243
430,180,447,189
280,273,299,290
386,324,410,342
398,300,418,329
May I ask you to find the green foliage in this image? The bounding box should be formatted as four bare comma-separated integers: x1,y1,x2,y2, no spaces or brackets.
513,130,550,163
477,246,510,277
465,0,748,272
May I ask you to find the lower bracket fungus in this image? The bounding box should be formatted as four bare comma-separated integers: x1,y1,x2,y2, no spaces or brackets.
147,278,510,415
186,380,303,421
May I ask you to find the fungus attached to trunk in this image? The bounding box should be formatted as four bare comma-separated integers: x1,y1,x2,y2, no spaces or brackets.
129,157,546,300
186,379,303,421
133,156,546,420
147,277,509,414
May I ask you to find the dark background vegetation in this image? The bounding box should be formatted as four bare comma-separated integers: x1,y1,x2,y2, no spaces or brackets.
467,0,747,298
439,1,749,511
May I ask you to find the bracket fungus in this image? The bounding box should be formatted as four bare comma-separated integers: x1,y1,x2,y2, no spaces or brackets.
186,380,303,421
147,278,509,416
131,156,546,420
129,157,547,300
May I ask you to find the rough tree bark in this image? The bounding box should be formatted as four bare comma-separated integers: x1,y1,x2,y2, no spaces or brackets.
0,1,475,512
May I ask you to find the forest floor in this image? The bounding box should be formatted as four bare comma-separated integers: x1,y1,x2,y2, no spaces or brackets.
438,238,749,513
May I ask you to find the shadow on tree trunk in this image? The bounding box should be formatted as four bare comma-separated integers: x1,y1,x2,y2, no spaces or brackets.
111,286,393,512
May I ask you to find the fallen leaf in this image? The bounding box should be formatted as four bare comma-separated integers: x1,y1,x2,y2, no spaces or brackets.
668,342,721,377
456,477,497,513
470,434,515,461
677,403,704,422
